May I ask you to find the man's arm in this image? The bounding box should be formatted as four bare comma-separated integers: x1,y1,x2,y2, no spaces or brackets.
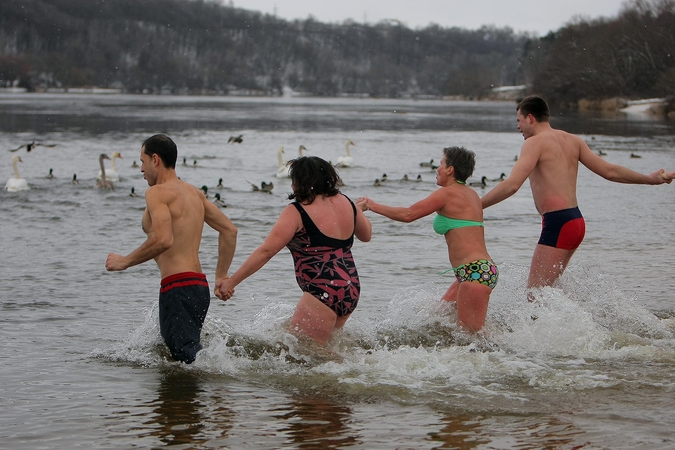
578,138,675,184
203,199,238,280
106,187,173,271
481,144,539,209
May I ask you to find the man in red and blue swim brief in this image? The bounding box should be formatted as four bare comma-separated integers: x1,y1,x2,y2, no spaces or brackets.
538,206,585,250
481,96,674,291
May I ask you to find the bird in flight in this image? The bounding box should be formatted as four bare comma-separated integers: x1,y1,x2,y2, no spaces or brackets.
9,141,57,152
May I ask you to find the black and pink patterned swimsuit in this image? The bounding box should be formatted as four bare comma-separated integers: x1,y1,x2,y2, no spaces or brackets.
286,196,360,317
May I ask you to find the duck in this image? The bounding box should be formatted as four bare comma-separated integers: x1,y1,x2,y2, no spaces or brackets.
597,150,607,156
402,174,410,181
129,187,138,197
72,174,79,185
132,160,139,168
96,153,114,189
228,134,243,144
276,146,290,178
98,151,122,182
200,185,209,198
630,153,642,158
213,193,227,207
46,168,54,179
9,141,57,153
337,140,355,167
217,178,224,188
373,178,382,187
380,173,388,182
416,174,422,182
490,173,506,182
5,155,29,191
468,176,488,188
419,159,434,168
182,157,187,166
261,181,274,193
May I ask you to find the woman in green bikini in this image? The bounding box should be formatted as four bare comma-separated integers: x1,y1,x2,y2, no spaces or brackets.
356,146,497,332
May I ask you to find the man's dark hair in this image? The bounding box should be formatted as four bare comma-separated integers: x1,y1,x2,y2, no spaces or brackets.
517,95,550,122
288,156,341,203
142,134,177,168
442,146,475,183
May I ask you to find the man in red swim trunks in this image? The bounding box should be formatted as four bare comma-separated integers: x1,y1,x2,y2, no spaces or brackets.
106,134,238,363
481,96,675,291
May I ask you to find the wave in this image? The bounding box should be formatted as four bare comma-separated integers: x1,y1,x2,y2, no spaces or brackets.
92,262,675,407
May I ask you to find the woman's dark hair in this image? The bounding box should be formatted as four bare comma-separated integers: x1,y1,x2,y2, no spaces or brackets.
288,156,341,203
142,134,177,168
442,146,475,183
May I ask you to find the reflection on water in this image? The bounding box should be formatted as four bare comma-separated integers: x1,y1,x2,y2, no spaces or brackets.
274,397,357,449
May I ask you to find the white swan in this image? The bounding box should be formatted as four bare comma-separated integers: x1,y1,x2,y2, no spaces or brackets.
98,151,122,182
96,153,114,189
337,140,355,167
276,146,291,178
5,155,29,191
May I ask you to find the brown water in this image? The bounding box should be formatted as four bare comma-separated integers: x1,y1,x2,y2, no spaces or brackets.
1,94,675,449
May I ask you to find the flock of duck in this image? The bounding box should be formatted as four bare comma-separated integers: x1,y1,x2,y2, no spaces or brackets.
4,138,506,201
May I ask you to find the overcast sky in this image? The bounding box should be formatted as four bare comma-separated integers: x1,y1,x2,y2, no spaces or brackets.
233,0,628,35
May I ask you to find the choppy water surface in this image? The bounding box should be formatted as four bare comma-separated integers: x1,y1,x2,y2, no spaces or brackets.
1,94,675,449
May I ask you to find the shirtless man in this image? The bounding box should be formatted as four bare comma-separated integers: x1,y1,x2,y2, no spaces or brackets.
106,134,237,363
481,96,674,291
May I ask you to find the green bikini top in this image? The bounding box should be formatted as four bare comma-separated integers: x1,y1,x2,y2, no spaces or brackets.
433,214,484,235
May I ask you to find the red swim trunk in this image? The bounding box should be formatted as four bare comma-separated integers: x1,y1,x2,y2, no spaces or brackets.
538,207,586,250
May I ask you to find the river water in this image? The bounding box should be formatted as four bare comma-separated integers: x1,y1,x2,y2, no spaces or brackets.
1,94,675,449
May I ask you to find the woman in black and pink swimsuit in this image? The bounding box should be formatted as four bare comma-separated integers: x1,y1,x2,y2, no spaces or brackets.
216,156,372,345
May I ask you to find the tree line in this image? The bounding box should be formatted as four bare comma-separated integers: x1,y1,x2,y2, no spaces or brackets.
0,0,673,108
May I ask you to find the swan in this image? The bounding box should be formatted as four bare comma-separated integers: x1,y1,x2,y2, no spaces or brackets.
98,151,122,182
337,140,355,167
276,146,290,178
5,155,29,191
96,153,114,189
213,193,227,207
298,145,307,156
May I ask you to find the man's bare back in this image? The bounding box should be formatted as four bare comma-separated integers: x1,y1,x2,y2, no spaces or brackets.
142,179,206,278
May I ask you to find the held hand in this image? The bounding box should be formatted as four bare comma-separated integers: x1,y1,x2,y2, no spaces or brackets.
215,277,235,301
356,197,370,211
659,169,675,184
105,253,128,271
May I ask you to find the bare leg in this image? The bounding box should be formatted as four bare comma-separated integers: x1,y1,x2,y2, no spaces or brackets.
442,280,491,332
527,244,576,289
455,282,492,332
441,280,460,302
290,292,341,345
